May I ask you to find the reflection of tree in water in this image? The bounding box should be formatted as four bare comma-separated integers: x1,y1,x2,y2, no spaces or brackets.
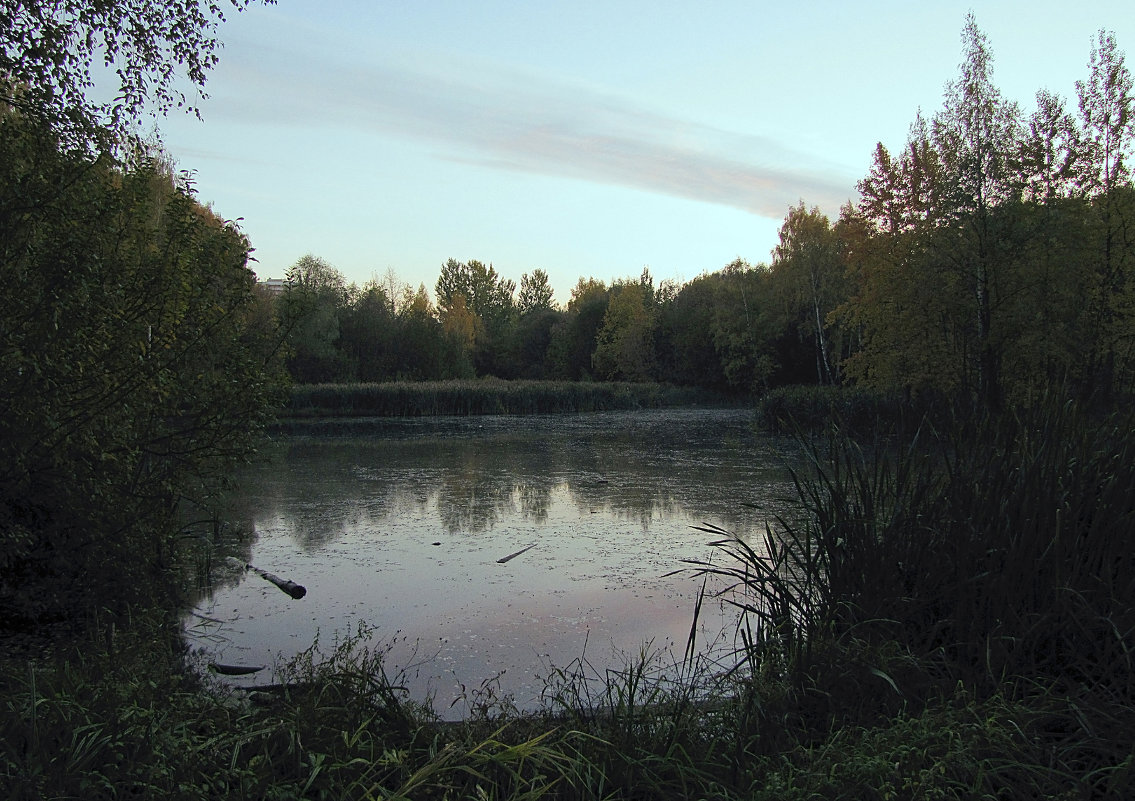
504,439,556,523
384,470,436,518
567,479,681,530
219,440,410,549
435,464,515,533
215,410,797,546
563,431,687,529
433,435,562,533
516,478,554,523
284,502,357,548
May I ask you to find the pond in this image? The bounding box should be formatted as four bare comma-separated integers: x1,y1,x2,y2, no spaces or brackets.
184,408,802,717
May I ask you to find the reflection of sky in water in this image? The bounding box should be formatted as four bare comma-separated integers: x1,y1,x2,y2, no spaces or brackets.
186,409,801,717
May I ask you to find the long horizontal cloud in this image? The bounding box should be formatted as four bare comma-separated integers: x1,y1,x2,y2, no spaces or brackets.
210,42,854,219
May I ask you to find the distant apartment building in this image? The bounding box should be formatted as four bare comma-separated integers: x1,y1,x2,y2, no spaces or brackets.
257,277,289,297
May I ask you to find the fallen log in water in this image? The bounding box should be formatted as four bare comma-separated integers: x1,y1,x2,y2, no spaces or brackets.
497,543,537,564
224,557,307,599
210,662,266,676
248,564,307,599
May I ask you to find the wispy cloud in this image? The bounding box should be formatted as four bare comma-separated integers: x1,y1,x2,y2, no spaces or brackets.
211,42,854,219
166,145,275,169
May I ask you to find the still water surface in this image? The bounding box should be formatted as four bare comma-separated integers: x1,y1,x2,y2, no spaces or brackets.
186,408,800,716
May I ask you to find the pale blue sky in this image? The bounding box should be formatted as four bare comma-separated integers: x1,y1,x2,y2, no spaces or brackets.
157,1,1135,305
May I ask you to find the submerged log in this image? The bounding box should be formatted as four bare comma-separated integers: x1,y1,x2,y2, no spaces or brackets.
497,543,537,564
225,557,307,599
210,662,266,676
248,564,307,599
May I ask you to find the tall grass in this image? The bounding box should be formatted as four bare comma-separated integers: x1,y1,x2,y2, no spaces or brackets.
284,379,735,420
536,642,739,798
1,621,598,800
682,396,1135,796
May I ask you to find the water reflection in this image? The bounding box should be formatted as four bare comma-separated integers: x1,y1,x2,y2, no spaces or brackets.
191,409,802,715
229,410,797,545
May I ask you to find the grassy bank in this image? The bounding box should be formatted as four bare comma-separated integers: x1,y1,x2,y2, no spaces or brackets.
283,379,739,419
4,395,1134,798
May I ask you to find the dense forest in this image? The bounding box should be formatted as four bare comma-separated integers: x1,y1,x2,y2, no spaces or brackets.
276,16,1135,409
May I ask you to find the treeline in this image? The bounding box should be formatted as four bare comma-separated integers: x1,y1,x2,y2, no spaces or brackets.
278,18,1135,410
273,256,815,394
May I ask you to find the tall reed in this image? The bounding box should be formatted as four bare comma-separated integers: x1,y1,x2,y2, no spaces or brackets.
682,396,1135,792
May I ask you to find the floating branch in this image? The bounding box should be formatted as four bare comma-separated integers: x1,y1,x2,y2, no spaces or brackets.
210,662,266,676
497,543,537,564
225,557,307,599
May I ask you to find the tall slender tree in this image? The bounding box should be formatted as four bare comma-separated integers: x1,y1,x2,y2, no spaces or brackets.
1074,30,1135,394
931,13,1024,406
1075,30,1135,195
771,203,848,385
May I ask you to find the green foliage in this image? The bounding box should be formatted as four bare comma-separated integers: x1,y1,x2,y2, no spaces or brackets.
517,268,556,315
592,273,657,381
838,20,1135,407
751,689,1071,800
435,258,518,375
0,621,590,800
546,278,610,380
1075,30,1135,195
277,255,353,383
755,385,911,434
270,251,834,396
6,395,1135,799
1,0,272,152
770,204,849,385
500,306,564,379
0,109,287,620
339,282,397,382
393,284,474,381
435,259,517,328
683,395,1135,796
655,273,728,390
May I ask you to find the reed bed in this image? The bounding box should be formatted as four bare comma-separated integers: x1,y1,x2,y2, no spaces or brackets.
284,379,734,419
682,396,1135,797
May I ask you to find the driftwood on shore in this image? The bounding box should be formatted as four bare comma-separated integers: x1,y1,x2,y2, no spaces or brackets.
225,557,307,599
